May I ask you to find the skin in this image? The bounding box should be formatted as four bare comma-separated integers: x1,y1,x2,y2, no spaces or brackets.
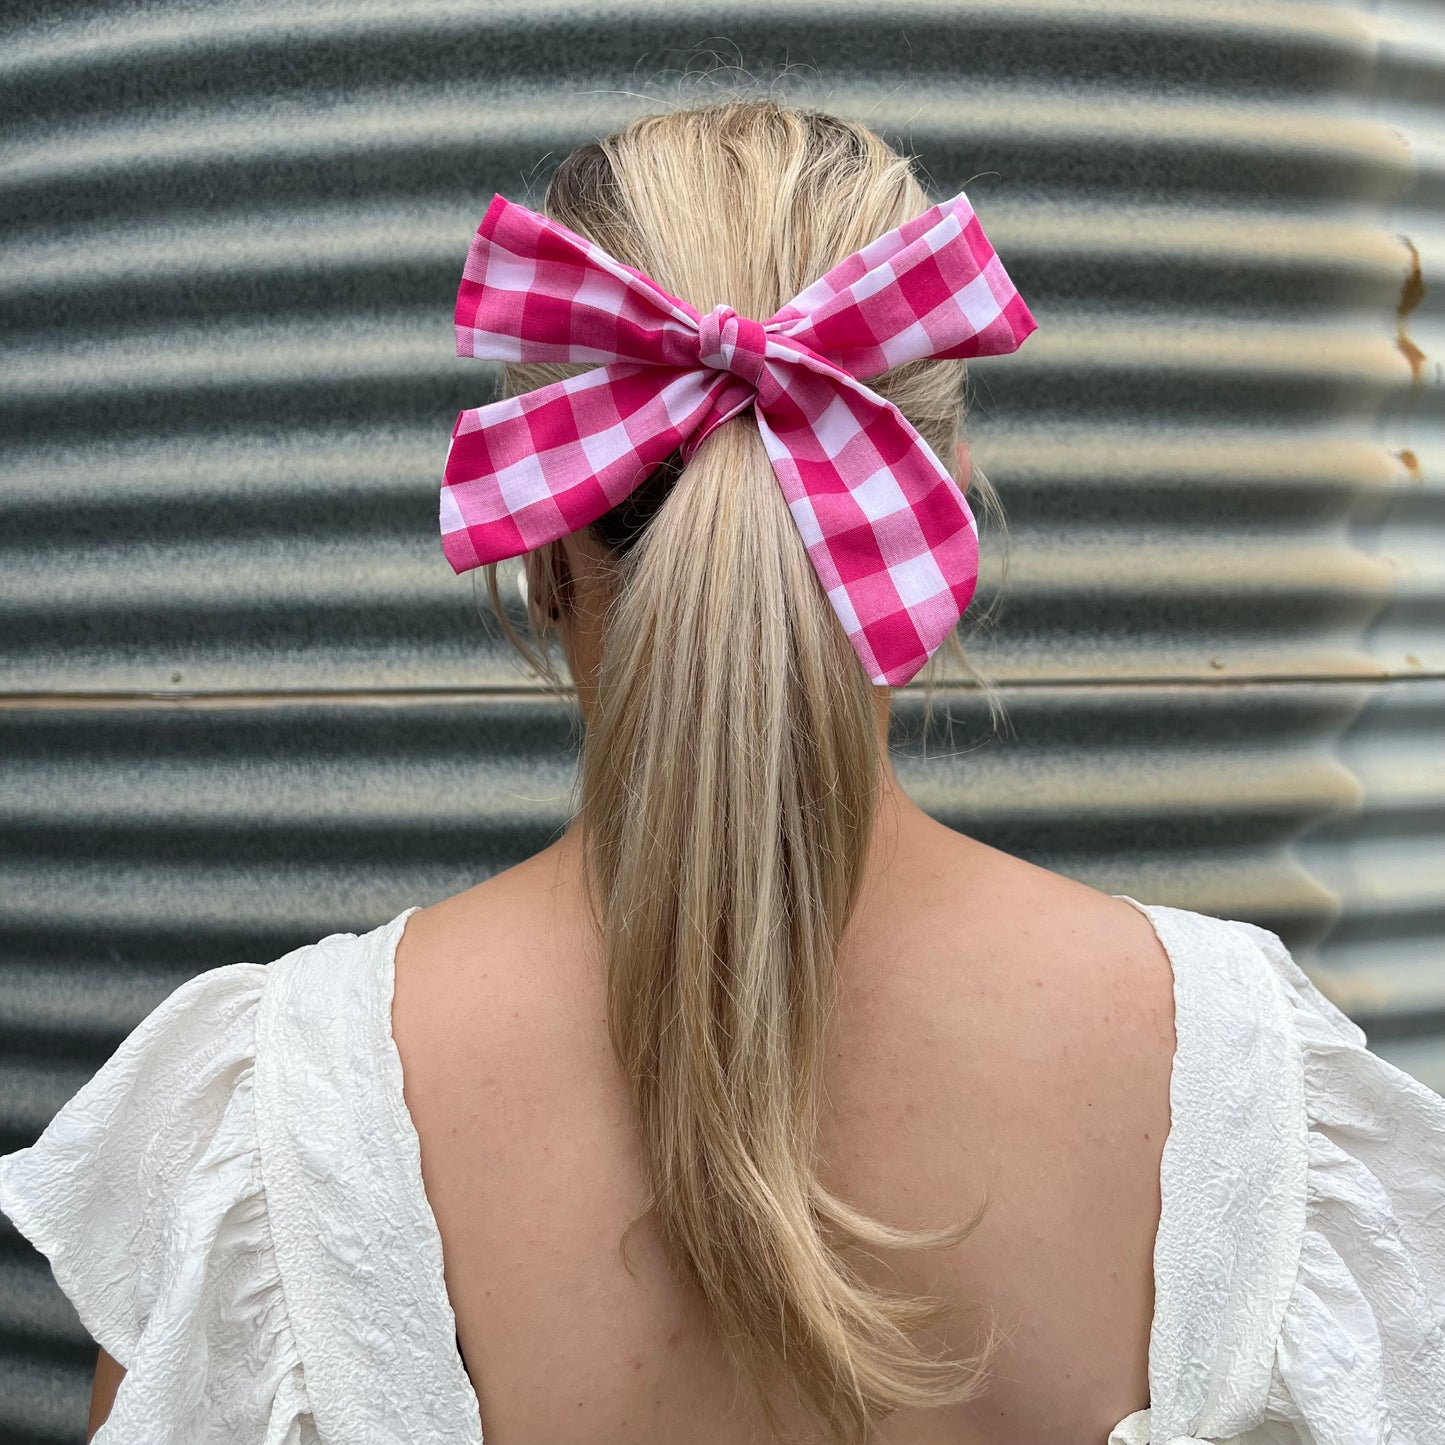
88,440,1179,1443
86,1349,124,1440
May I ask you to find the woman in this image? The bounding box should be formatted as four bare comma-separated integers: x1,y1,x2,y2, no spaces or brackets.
3,99,1442,1445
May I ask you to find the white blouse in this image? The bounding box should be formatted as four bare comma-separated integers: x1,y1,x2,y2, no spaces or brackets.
1,898,1442,1444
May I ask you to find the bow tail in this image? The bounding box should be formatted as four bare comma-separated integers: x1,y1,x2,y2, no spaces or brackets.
441,364,735,572
754,369,979,687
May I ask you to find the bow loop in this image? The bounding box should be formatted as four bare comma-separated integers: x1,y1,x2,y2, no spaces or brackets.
441,187,1037,685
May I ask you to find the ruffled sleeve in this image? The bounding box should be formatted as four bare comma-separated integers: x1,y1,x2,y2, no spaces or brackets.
0,961,316,1445
1241,919,1445,1444
1110,901,1445,1445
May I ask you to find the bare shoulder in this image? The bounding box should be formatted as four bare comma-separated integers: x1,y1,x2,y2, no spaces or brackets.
936,836,1180,1204
835,824,1178,1437
394,838,579,983
859,821,1178,1084
389,834,610,1148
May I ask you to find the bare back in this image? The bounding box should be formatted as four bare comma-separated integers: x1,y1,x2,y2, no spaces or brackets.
391,810,1177,1445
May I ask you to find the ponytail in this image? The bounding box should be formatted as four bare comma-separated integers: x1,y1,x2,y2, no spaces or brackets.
483,98,997,1444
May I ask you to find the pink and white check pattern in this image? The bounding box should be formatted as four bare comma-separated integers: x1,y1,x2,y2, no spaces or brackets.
441,188,1037,685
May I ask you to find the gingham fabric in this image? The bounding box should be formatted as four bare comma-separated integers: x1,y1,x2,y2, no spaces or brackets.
441,188,1037,685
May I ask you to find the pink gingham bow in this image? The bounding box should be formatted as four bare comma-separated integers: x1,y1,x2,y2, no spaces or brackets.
441,189,1037,685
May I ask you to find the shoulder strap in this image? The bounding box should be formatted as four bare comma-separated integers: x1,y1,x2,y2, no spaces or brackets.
255,908,482,1445
1123,901,1309,1440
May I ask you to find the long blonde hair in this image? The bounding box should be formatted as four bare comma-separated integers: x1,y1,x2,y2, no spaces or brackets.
480,98,1006,1444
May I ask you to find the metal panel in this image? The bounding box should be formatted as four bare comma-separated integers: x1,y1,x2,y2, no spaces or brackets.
1,2,1440,1438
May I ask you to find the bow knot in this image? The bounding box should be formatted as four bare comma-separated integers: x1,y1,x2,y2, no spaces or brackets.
696,303,771,396
444,188,1037,685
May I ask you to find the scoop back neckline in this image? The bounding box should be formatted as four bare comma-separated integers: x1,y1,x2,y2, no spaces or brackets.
371,892,1185,1441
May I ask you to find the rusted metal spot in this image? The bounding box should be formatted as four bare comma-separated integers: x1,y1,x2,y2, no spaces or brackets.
1393,447,1422,481
1396,236,1427,385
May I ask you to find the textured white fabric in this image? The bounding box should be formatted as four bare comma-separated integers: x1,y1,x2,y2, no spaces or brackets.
1,899,1442,1444
1107,900,1445,1445
0,956,315,1444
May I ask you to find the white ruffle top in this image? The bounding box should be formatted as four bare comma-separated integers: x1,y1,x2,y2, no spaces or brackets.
1,898,1442,1444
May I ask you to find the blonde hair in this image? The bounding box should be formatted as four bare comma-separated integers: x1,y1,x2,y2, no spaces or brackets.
480,98,1006,1444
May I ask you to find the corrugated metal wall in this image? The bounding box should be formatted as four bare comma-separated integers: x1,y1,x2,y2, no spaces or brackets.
2,1,1440,1438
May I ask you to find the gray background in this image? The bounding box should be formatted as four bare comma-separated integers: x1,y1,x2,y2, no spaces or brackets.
1,1,1441,1439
